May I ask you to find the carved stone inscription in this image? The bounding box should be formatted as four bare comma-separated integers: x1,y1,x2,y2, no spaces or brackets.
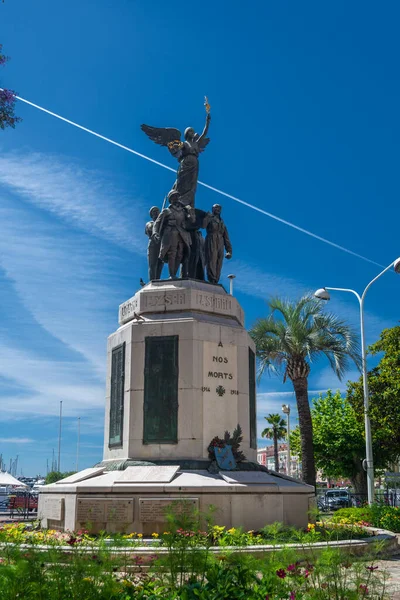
119,287,245,327
105,499,134,522
143,292,186,308
202,342,238,397
77,499,106,523
139,498,199,523
41,496,63,521
77,498,134,523
196,293,232,312
119,296,138,321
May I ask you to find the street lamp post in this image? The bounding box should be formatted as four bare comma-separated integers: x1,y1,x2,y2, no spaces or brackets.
314,257,400,505
76,417,81,473
57,400,63,473
282,404,291,477
227,274,236,296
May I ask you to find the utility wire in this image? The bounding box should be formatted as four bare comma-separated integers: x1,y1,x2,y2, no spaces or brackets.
5,91,383,268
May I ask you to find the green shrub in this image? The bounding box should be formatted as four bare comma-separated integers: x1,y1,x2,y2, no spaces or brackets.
332,504,400,533
331,507,374,525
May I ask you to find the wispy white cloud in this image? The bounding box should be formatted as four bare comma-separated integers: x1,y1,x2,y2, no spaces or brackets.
310,366,360,393
228,259,390,344
227,260,309,301
0,149,150,374
0,151,145,253
0,345,105,418
0,438,34,443
0,150,150,424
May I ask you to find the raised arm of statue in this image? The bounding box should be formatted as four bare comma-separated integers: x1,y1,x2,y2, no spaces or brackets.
197,112,211,145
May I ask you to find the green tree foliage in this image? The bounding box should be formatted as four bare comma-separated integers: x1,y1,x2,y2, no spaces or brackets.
0,44,21,130
250,295,360,488
261,414,287,472
310,391,366,493
45,471,76,485
291,379,400,494
347,325,400,469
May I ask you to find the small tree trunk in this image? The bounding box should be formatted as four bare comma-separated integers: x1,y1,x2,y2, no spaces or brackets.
273,433,279,472
292,376,316,489
351,460,368,497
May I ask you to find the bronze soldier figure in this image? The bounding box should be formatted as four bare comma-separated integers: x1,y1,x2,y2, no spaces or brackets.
145,206,163,281
153,190,195,279
205,204,232,284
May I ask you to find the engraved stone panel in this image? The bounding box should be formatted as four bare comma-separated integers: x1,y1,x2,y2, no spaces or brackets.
115,465,179,484
40,496,64,520
220,472,277,485
119,296,139,323
77,499,106,523
203,342,238,397
76,498,134,523
105,499,134,523
56,467,104,484
139,497,199,523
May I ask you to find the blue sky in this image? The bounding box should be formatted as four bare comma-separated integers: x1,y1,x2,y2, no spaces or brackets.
0,1,399,476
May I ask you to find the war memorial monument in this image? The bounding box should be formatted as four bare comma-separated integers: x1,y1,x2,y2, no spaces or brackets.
38,101,313,533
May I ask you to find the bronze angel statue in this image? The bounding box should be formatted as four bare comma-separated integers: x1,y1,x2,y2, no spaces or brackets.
141,106,211,207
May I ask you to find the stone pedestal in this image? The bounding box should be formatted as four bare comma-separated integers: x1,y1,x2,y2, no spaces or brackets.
38,279,314,533
103,279,256,463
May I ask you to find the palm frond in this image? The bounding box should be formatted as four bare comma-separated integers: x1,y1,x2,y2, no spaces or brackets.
249,293,361,383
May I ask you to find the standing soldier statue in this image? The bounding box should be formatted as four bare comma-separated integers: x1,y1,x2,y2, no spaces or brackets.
153,190,196,279
145,206,163,281
204,204,232,284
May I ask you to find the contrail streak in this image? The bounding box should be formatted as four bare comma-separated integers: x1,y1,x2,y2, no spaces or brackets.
6,92,383,268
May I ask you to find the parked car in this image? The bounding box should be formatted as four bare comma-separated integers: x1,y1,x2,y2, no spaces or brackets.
317,489,352,512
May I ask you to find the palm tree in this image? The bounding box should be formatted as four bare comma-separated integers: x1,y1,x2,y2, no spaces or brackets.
250,295,360,489
261,414,287,472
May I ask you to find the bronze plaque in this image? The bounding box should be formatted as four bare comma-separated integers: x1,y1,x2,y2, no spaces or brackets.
109,342,125,448
143,335,178,443
249,348,257,449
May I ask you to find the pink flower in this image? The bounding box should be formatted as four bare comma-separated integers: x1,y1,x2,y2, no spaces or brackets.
276,568,286,579
359,584,369,594
66,536,77,546
287,563,296,572
289,593,296,600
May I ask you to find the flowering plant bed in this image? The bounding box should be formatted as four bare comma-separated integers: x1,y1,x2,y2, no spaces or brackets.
0,507,397,599
0,535,394,599
0,521,372,548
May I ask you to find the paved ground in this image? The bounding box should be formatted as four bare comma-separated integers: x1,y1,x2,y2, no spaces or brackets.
377,555,400,598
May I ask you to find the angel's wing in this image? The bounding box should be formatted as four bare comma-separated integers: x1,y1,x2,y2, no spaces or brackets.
195,135,210,153
140,124,181,147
